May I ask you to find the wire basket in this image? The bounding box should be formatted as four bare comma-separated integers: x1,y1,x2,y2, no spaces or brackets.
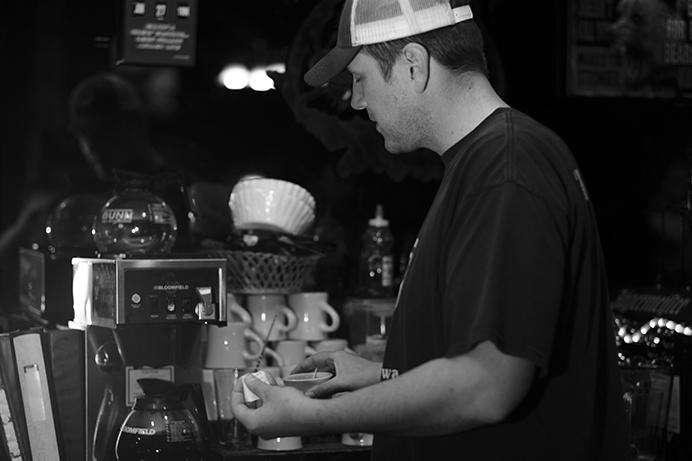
212,250,321,294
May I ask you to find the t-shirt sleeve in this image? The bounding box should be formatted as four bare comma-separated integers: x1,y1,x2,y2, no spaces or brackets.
442,181,567,374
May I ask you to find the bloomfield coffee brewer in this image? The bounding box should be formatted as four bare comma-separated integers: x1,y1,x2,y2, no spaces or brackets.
70,255,227,461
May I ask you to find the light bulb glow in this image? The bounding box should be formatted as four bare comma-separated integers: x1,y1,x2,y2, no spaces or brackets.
266,62,286,73
218,63,285,91
220,65,250,90
248,69,274,92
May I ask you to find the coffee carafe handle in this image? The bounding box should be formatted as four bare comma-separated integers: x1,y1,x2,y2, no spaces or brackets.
180,383,212,459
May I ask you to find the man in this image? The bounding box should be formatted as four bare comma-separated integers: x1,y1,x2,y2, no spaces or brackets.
232,1,628,459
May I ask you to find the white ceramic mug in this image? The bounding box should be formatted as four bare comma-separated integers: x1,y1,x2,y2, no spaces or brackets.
227,293,252,325
247,294,298,341
245,344,284,370
288,292,340,341
257,435,302,451
274,339,317,366
274,339,317,377
312,338,353,353
204,321,263,369
341,432,373,447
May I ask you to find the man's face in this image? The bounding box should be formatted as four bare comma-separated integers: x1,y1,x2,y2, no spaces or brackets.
610,0,670,85
346,51,423,154
612,0,668,56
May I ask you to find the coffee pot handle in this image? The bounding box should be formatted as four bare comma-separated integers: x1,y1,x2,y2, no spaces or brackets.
180,383,212,459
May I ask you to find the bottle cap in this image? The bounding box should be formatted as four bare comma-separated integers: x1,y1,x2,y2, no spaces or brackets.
368,204,389,227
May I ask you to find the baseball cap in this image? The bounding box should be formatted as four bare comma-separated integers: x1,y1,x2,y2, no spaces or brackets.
304,0,474,87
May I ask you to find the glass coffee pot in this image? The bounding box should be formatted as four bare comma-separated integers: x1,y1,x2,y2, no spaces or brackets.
45,193,106,253
93,172,177,255
115,378,204,461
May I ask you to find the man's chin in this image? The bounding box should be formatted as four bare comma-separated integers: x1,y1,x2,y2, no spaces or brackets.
383,139,408,154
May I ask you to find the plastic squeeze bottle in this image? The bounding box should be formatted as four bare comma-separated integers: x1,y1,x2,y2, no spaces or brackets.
356,204,395,298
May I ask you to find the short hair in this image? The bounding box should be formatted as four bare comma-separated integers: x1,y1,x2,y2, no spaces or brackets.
363,20,488,81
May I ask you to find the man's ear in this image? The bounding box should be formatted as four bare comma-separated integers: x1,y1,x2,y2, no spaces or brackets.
401,43,430,92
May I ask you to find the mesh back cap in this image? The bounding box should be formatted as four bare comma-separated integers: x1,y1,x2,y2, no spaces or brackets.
304,0,473,87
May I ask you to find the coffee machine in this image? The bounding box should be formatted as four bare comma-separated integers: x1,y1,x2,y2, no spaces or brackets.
71,255,227,461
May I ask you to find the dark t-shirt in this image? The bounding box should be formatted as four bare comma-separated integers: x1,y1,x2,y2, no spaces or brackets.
374,108,628,461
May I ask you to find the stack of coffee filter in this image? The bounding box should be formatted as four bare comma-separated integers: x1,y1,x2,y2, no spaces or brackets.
229,178,316,236
207,178,331,294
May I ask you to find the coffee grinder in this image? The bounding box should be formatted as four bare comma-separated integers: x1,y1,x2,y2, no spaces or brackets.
71,255,227,461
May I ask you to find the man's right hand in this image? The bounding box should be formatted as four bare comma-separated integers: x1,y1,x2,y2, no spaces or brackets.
290,350,381,398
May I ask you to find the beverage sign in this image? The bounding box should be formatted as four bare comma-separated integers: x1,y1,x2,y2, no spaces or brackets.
117,0,198,67
566,0,692,99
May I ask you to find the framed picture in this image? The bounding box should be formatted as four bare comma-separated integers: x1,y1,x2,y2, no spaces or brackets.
117,0,198,67
565,0,692,99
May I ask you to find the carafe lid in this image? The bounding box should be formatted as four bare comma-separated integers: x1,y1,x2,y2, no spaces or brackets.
134,378,185,411
138,378,181,398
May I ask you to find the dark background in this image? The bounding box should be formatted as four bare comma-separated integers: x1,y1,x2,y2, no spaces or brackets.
2,0,692,312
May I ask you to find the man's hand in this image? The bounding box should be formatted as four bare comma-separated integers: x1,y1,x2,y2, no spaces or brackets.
290,350,381,398
231,373,314,438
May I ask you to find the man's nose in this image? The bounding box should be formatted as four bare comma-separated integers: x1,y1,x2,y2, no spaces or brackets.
350,85,366,110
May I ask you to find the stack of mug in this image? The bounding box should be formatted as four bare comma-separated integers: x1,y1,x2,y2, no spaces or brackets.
202,290,349,450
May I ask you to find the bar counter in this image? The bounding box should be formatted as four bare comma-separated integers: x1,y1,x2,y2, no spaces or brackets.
209,434,372,461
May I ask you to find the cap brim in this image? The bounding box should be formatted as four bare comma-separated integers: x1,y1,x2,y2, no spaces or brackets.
304,46,361,87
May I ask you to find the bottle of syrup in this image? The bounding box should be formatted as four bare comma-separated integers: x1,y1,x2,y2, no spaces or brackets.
356,204,395,298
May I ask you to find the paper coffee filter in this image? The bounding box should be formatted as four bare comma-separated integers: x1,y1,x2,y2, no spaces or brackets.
241,370,276,403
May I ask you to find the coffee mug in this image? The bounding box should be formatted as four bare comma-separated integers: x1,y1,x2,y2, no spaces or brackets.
247,294,298,341
204,321,263,369
274,339,317,367
341,432,373,447
227,293,252,325
312,338,353,353
288,292,340,341
245,343,284,370
282,371,334,394
257,435,302,451
274,339,316,377
251,365,302,452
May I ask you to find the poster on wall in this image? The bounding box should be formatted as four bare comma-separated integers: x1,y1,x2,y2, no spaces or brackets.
117,0,198,67
566,0,692,99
